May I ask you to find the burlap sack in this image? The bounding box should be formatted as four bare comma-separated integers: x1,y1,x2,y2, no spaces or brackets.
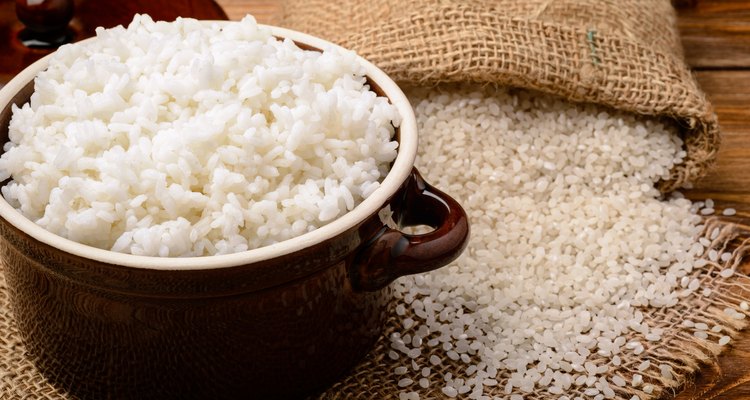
280,0,719,192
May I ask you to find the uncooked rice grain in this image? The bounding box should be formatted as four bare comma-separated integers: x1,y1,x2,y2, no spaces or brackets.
385,86,723,398
0,15,399,256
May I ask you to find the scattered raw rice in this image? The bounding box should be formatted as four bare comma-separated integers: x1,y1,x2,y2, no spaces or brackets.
659,364,673,380
384,86,735,397
398,378,414,387
645,333,661,342
441,386,458,397
399,392,419,400
711,228,720,240
720,268,735,278
0,15,399,256
694,322,708,331
723,208,737,216
585,388,600,396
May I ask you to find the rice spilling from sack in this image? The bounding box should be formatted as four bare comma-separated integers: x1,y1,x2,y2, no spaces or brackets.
0,15,399,256
383,87,743,399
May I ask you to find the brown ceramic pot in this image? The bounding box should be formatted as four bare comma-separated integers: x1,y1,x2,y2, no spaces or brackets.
0,23,469,399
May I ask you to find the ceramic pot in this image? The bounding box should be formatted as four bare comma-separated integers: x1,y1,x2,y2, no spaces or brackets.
0,23,469,399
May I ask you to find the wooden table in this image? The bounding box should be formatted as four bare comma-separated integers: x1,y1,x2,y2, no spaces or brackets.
673,2,750,399
219,1,750,398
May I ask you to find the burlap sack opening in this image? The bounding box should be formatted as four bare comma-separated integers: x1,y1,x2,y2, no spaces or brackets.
280,0,719,192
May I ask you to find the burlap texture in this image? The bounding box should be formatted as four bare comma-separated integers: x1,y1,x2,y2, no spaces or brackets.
280,0,719,192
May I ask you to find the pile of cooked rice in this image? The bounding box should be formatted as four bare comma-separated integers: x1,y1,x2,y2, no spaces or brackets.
0,15,399,257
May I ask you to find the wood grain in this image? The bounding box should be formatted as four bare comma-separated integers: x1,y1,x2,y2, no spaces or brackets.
676,0,750,69
218,1,750,398
216,0,281,23
0,0,228,84
674,1,750,394
683,71,750,207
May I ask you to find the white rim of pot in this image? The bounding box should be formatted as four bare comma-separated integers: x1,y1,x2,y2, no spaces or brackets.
0,22,418,270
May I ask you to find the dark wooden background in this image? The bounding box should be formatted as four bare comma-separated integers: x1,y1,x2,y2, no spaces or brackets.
225,0,750,397
673,1,750,398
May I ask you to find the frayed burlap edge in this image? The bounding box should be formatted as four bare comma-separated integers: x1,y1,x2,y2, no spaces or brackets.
280,1,720,192
318,218,750,400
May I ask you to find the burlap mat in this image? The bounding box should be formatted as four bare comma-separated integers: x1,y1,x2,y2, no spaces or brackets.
280,0,719,192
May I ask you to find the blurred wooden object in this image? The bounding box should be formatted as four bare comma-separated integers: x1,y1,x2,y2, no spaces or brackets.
217,0,280,23
673,5,750,398
0,0,227,83
676,0,750,68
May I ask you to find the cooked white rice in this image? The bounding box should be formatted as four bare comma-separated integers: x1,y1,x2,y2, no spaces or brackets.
0,15,400,257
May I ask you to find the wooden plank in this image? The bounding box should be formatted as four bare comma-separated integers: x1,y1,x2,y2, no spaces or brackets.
676,0,750,68
675,336,750,399
215,0,281,23
683,71,750,208
674,18,750,392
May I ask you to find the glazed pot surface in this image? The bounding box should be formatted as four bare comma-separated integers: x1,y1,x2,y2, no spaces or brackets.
2,230,388,399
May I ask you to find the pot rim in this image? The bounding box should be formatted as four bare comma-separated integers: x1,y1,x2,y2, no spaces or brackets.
0,21,418,271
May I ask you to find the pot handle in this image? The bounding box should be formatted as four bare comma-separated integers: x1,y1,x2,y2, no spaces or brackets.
350,168,470,292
